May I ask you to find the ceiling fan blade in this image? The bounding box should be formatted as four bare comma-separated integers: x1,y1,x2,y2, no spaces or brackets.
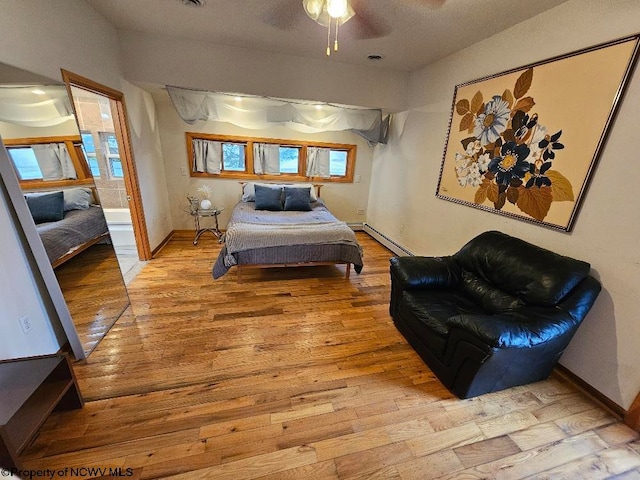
401,0,447,8
348,0,391,39
262,0,306,31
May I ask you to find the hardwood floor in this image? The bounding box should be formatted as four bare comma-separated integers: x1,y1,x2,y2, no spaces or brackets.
55,243,130,356
21,232,640,479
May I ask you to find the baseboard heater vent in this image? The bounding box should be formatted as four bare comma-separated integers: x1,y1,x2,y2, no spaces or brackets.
363,223,414,256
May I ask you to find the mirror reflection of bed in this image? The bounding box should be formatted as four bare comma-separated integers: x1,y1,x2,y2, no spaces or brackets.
0,62,130,356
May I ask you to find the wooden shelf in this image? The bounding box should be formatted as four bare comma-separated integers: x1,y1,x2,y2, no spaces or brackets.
0,353,83,468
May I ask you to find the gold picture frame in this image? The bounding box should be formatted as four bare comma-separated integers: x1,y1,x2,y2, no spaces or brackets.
436,35,640,231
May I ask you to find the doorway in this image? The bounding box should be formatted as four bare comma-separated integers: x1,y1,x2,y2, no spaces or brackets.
62,70,151,279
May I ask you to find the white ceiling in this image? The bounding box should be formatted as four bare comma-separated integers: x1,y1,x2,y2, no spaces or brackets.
84,0,570,73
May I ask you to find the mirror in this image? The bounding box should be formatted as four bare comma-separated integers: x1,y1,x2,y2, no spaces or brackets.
0,62,130,357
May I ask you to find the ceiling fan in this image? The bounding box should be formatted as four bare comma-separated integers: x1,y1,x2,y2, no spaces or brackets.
263,0,447,55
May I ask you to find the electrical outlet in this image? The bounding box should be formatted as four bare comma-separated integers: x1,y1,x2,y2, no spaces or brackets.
357,208,365,215
180,166,189,176
355,175,361,183
19,314,32,334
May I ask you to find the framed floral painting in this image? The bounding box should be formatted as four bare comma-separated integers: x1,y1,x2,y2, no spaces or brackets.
436,35,640,231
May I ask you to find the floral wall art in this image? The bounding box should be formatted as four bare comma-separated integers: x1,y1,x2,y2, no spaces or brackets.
436,35,640,231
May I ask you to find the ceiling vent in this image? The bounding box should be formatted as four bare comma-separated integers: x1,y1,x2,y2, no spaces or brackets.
178,0,206,6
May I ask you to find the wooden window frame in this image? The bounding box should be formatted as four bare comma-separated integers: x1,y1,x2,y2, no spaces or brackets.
4,135,95,190
186,132,356,183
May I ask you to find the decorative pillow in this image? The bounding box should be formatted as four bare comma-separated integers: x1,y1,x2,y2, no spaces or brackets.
25,191,65,224
283,186,312,211
254,184,283,211
242,182,318,202
63,187,92,211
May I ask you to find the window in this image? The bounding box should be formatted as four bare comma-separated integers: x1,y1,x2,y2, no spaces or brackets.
222,142,246,172
8,147,42,180
279,146,301,174
330,150,348,176
99,132,123,179
81,132,101,177
187,133,356,183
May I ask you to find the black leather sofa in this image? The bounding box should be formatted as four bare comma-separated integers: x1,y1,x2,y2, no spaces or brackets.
389,231,601,399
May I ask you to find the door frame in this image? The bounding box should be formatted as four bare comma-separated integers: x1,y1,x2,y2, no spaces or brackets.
61,69,152,261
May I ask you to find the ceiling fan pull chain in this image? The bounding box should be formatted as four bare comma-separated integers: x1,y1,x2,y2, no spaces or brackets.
327,20,331,56
334,18,339,52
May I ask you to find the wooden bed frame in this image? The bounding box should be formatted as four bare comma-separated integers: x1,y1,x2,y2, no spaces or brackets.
51,231,110,269
237,261,351,281
233,182,354,281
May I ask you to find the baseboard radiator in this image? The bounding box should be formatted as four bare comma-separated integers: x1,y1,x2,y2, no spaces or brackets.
363,223,414,256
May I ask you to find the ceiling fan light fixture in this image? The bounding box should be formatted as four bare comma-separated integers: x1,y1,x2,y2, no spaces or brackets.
302,0,355,56
304,0,323,18
327,0,348,18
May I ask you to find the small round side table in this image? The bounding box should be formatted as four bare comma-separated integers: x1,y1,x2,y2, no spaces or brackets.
188,207,224,245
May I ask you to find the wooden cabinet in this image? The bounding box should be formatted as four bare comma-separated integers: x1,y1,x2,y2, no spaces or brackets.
0,353,83,468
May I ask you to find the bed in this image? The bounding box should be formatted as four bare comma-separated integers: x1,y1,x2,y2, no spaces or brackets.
24,188,110,268
212,183,363,280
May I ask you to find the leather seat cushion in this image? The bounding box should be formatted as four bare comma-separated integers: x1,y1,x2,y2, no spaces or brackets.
399,289,485,357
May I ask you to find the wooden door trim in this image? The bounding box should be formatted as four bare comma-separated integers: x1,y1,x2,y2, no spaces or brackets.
625,390,640,431
61,69,152,261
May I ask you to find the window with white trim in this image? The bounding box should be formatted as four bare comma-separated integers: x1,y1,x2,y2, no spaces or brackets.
81,131,101,177
99,132,123,179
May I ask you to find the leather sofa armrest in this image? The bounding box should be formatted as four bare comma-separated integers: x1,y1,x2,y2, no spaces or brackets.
389,256,461,291
556,275,601,322
448,307,578,348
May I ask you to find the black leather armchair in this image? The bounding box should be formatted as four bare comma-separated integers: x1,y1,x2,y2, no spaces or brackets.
389,231,601,399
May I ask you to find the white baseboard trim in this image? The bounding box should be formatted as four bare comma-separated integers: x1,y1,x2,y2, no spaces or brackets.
348,222,365,231
363,223,414,256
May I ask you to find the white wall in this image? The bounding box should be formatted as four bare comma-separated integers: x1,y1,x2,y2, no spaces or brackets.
121,81,173,250
368,0,640,409
0,0,122,90
0,176,64,358
118,30,408,112
156,99,373,231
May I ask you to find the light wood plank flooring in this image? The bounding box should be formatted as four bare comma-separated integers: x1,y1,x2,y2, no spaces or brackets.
21,232,640,479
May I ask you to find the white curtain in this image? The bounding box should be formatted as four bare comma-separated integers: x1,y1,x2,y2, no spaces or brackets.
253,143,281,175
31,143,77,180
192,139,222,174
306,147,331,178
167,86,390,145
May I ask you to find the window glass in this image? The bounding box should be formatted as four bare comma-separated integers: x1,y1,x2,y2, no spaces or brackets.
81,132,96,153
110,158,124,178
87,156,101,177
222,143,245,171
105,134,119,154
279,147,300,174
330,150,348,176
8,148,42,180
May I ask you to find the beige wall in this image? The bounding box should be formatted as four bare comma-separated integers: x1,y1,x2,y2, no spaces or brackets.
156,98,373,231
368,0,640,409
121,80,173,250
118,30,409,112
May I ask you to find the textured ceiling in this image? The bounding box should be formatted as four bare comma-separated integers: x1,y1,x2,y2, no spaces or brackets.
84,0,570,72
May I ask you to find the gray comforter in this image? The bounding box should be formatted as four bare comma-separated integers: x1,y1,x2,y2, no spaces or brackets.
36,206,109,264
213,200,363,278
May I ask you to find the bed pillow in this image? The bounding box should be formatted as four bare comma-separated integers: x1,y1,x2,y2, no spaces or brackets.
63,187,92,211
283,186,312,211
242,182,318,202
25,191,65,224
254,184,283,211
